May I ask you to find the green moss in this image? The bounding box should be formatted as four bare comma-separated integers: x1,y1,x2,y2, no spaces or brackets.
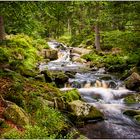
134,115,140,123
124,93,140,104
23,125,54,139
2,128,21,139
123,109,140,117
0,34,42,74
62,89,81,102
3,104,30,126
68,100,104,122
42,70,68,87
0,72,74,139
52,71,68,88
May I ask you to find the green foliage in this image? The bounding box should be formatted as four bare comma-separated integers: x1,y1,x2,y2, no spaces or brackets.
0,47,9,63
2,129,21,139
64,129,80,139
23,125,54,139
0,72,71,139
2,126,54,139
62,89,81,102
57,34,71,46
101,30,140,50
0,34,42,73
83,48,140,70
33,38,49,50
35,106,68,135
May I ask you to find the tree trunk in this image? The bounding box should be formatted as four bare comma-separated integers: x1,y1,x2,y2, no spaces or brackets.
95,24,101,51
67,18,71,35
0,16,5,41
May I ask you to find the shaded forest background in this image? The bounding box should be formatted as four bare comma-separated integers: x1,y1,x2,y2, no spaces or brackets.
0,1,140,139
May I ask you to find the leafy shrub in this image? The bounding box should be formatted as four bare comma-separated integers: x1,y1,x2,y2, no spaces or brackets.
101,30,140,50
58,34,71,46
33,38,49,50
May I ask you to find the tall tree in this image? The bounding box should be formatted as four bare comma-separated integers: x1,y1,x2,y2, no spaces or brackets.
0,16,5,41
94,2,101,51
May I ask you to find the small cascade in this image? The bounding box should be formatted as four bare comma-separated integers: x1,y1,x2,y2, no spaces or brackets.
42,41,87,72
39,41,140,139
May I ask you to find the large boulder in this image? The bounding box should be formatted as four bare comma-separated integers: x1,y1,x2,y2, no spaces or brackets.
3,104,30,126
125,72,140,91
67,100,104,121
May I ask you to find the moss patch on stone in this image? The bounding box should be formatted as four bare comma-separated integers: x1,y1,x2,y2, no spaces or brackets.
68,100,104,122
124,93,140,104
61,89,81,103
123,109,140,117
3,104,30,126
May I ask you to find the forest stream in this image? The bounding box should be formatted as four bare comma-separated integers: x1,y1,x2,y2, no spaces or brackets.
40,41,140,139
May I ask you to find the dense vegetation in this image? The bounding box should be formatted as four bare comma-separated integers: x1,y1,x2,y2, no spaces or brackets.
0,1,140,139
0,1,139,70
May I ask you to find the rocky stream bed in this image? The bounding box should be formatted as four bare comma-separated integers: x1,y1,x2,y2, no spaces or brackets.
39,41,140,139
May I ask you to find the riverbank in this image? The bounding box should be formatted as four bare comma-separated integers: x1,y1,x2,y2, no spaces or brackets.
1,35,140,139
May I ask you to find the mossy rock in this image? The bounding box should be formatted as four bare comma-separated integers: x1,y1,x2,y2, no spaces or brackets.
52,89,81,110
134,115,140,123
44,49,58,60
3,104,30,126
107,64,126,73
124,93,140,104
52,71,68,88
62,89,81,103
125,72,140,91
123,109,140,117
68,100,104,122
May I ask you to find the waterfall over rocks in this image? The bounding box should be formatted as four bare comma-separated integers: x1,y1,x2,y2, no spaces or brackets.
39,41,140,139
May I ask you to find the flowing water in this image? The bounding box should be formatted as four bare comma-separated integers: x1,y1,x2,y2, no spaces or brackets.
41,41,140,139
